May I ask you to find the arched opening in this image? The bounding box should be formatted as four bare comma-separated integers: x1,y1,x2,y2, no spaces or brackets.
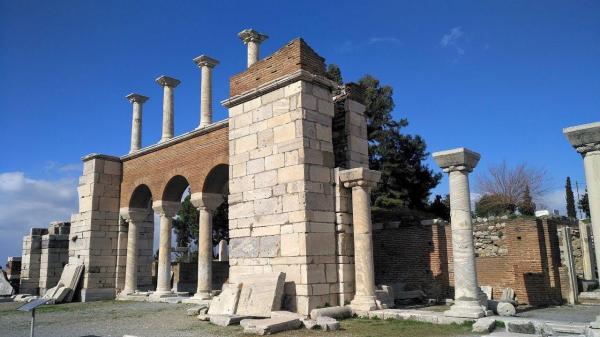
162,175,191,202
125,184,155,292
129,184,152,209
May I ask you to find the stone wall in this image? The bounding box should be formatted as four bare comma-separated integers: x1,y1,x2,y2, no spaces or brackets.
19,228,48,295
6,257,21,293
39,222,70,295
373,217,567,306
172,261,229,293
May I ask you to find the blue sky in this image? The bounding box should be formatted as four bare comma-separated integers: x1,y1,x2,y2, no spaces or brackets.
1,1,599,261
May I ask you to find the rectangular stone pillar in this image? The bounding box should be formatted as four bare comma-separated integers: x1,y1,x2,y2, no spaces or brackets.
580,220,597,281
19,228,48,295
559,227,579,304
69,154,122,301
39,222,70,295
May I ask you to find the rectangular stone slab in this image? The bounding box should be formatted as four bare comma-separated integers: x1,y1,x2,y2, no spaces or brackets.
242,317,302,335
207,283,241,315
235,272,285,317
209,314,252,327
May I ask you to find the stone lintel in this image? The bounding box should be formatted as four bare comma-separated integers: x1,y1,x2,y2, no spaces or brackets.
155,75,181,88
432,147,480,172
126,93,149,104
152,200,181,218
222,69,336,109
339,167,381,189
119,207,150,222
193,55,220,68
238,28,268,44
190,192,223,211
563,121,600,154
81,153,121,163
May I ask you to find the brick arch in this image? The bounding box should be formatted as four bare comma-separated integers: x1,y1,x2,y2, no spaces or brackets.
161,175,190,202
201,163,228,194
120,122,229,207
128,184,153,209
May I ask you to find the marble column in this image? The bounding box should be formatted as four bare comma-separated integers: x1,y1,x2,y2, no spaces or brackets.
120,208,149,295
579,221,596,281
193,55,219,128
339,167,381,312
150,201,180,297
238,29,268,67
564,122,600,329
156,76,181,143
187,193,223,302
433,147,486,319
125,93,148,153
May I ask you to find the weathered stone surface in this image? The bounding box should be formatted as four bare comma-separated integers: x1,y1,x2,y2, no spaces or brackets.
0,271,14,296
302,319,318,330
472,318,496,333
197,313,210,321
316,316,340,331
242,317,302,335
496,302,516,317
210,314,251,326
309,306,352,320
208,283,241,315
506,321,536,334
500,288,516,303
236,272,285,317
480,286,493,300
187,304,209,316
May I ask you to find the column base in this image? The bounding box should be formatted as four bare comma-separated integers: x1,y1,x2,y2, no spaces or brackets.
182,293,212,305
349,295,378,313
444,299,486,319
149,290,175,299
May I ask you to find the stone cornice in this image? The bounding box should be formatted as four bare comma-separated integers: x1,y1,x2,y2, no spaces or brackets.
193,55,219,68
126,93,149,104
82,153,121,163
120,119,228,161
432,147,480,173
221,69,337,108
339,167,381,189
155,75,181,88
238,29,268,44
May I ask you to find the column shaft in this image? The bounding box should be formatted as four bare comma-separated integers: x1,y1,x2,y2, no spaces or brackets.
160,86,174,143
584,151,600,277
580,221,596,280
195,208,213,298
155,214,172,294
247,41,259,67
123,220,139,294
130,102,142,152
200,66,212,128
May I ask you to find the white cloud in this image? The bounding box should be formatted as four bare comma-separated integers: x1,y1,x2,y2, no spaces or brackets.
440,26,466,56
0,172,78,260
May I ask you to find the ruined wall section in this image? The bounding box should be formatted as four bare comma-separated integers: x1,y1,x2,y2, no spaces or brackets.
19,228,48,295
39,222,70,295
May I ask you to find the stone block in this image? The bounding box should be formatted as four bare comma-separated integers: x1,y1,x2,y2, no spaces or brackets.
0,272,14,296
236,272,286,317
242,317,302,335
472,318,496,333
310,306,352,320
506,321,536,334
208,283,241,315
210,314,250,326
316,316,340,331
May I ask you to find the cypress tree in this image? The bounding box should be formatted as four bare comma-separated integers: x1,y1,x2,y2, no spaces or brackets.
565,177,577,218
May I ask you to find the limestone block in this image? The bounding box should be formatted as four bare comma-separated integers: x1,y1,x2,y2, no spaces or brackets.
0,272,14,296
255,170,277,189
506,321,536,334
273,122,296,144
309,306,352,320
230,237,259,258
235,134,258,154
242,317,302,335
316,316,340,331
208,283,241,315
210,314,250,326
277,165,304,184
496,302,516,316
472,318,496,333
236,272,286,317
258,235,281,257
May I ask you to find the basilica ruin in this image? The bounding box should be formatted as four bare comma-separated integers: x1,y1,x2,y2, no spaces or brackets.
7,28,600,334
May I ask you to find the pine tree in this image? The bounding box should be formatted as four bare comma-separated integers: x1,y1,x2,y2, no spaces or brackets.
565,177,577,218
172,194,198,247
518,184,536,216
326,65,442,210
579,190,591,218
429,194,450,220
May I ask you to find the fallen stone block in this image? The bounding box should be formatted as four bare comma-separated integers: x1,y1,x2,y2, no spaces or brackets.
317,316,340,331
236,272,285,317
506,321,536,334
187,304,209,316
497,302,516,317
473,318,496,333
310,306,352,320
302,319,318,330
210,314,252,327
242,317,302,335
208,283,241,315
197,313,210,321
270,311,305,319
0,272,14,296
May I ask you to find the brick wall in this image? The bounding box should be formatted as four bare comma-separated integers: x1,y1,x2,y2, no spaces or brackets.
373,217,566,306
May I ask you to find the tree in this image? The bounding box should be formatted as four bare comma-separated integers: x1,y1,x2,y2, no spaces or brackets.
565,177,577,218
172,194,198,247
579,190,591,218
518,184,536,216
476,161,549,212
429,194,450,221
475,194,515,217
327,65,442,210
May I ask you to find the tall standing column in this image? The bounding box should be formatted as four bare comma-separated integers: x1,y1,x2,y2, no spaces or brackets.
564,122,600,329
579,221,596,281
433,147,486,319
151,201,180,297
186,193,223,302
238,29,268,68
339,167,381,312
125,93,149,153
193,55,219,129
156,76,181,143
120,208,148,295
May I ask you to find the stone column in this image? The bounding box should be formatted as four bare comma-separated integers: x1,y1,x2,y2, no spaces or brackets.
238,29,268,67
187,193,223,302
125,93,148,153
156,76,181,143
151,201,180,297
193,55,219,129
433,147,486,319
339,167,381,312
120,208,149,295
580,221,596,281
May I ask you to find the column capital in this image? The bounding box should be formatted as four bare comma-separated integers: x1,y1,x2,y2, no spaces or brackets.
563,122,600,155
119,207,149,222
152,200,181,218
125,93,149,104
155,75,181,88
339,167,381,189
238,28,268,44
193,55,219,68
432,147,480,173
190,192,223,211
